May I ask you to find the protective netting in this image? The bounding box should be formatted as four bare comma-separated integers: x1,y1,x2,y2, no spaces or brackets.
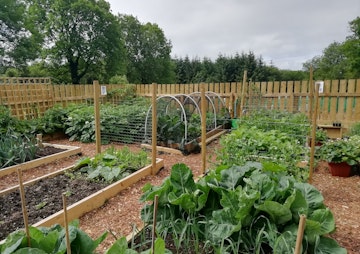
143,92,231,153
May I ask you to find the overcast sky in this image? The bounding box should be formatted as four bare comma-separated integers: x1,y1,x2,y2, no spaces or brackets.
107,0,360,70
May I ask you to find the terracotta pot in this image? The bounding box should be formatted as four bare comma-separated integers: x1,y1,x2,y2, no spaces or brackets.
328,162,352,177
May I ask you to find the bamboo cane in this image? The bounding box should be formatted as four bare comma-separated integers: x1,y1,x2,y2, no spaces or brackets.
151,195,159,254
62,193,71,254
17,168,31,247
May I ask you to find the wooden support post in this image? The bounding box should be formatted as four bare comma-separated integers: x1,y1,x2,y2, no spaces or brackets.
309,80,320,184
240,70,247,117
36,133,43,148
294,214,306,254
93,80,101,154
308,67,314,119
151,83,157,175
62,193,71,254
201,83,207,174
151,195,159,254
17,168,31,247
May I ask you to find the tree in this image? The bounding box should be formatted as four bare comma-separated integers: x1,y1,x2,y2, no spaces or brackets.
0,0,40,72
118,14,175,84
343,16,360,78
303,42,348,80
29,0,126,84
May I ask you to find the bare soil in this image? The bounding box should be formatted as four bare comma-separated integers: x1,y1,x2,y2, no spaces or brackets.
0,138,359,254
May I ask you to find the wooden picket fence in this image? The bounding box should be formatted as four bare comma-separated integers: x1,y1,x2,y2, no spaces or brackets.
1,78,360,132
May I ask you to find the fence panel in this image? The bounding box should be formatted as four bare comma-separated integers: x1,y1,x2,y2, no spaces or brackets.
1,80,360,130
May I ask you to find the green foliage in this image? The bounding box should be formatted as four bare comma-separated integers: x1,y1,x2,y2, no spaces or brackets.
236,109,310,142
0,129,39,169
217,126,308,181
75,146,150,183
0,220,107,254
63,98,150,143
65,104,95,143
107,236,172,254
118,14,175,84
140,163,346,253
157,114,185,144
317,136,360,165
35,104,68,134
348,121,360,136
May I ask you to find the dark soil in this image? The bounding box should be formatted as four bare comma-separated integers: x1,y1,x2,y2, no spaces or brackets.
35,146,66,158
0,144,104,240
0,174,107,240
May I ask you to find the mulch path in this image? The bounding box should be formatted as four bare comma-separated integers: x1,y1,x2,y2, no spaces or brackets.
0,139,359,253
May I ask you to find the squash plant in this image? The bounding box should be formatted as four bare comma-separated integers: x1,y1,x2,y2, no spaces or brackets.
140,163,346,254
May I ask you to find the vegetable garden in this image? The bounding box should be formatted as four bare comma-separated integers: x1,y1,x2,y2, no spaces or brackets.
1,80,360,253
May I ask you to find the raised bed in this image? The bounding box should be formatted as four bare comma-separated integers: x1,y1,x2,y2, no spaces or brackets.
0,143,81,178
0,157,164,240
141,125,228,155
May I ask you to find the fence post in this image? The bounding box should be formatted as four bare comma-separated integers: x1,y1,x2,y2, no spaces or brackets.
93,80,101,154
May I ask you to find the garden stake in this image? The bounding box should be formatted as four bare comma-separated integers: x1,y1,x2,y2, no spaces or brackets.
151,195,159,254
309,80,320,184
201,83,207,174
17,168,31,247
93,80,101,154
151,83,157,175
240,70,247,117
294,214,306,254
62,193,71,254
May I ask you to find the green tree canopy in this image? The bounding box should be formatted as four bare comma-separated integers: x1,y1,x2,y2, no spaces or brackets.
22,0,125,84
118,14,175,84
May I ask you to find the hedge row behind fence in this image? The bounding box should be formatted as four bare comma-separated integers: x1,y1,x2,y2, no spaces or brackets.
1,78,360,131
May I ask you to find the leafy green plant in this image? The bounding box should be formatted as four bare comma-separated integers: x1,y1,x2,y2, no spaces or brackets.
218,125,308,181
107,236,172,254
0,220,107,254
237,109,310,143
348,121,360,136
315,128,328,143
157,114,185,144
74,146,150,183
140,163,347,254
317,135,360,165
0,129,39,169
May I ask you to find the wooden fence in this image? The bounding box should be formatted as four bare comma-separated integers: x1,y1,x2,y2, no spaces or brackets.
1,78,360,132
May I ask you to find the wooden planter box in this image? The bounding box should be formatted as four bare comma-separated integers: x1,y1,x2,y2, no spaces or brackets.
0,158,164,231
0,143,81,178
141,125,228,155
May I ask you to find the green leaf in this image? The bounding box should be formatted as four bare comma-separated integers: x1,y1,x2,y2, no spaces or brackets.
313,236,347,254
168,192,196,211
0,230,27,254
169,163,196,192
208,208,242,240
105,237,137,254
295,182,324,210
305,208,335,243
255,200,292,225
13,248,47,254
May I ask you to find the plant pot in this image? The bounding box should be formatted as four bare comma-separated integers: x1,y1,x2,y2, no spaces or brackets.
328,162,352,177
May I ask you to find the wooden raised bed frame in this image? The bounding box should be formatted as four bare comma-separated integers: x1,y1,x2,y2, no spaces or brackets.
0,143,81,178
0,158,164,232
